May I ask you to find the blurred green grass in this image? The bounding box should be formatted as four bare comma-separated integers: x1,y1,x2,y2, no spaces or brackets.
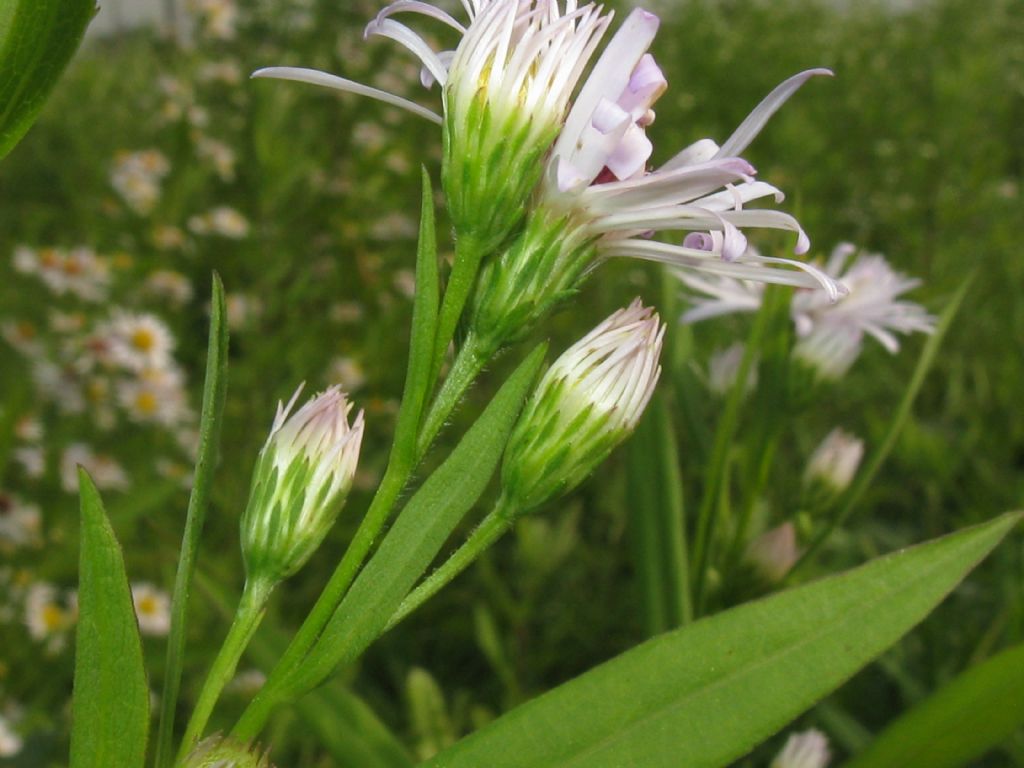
0,0,1021,763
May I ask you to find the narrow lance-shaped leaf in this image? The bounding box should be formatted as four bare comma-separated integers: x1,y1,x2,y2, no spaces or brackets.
70,470,149,768
0,0,96,160
391,167,441,468
843,640,1024,768
424,513,1020,768
285,345,547,696
153,274,229,768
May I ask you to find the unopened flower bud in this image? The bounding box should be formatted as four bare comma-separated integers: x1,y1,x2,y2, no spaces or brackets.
501,300,664,512
804,428,863,498
240,386,364,584
771,729,831,768
744,523,799,583
180,735,271,768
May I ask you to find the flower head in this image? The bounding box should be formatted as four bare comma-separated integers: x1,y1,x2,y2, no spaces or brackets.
131,582,171,636
792,244,936,379
256,1,612,253
181,735,271,768
501,299,663,511
771,729,831,768
241,386,364,584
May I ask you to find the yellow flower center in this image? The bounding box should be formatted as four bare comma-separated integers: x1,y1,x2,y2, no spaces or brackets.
42,604,66,632
137,595,158,615
135,391,159,415
131,329,156,352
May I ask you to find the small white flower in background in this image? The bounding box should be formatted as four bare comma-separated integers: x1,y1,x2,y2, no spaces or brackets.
197,59,243,86
60,444,130,493
328,356,367,392
189,0,240,40
241,386,365,584
13,446,45,479
195,135,238,182
145,270,195,306
11,245,111,302
792,244,936,379
805,428,864,495
0,493,42,551
118,366,192,427
225,292,264,331
31,360,86,414
131,583,172,636
0,712,22,758
152,224,188,251
502,299,663,512
110,149,171,215
392,268,417,298
771,729,831,768
707,342,757,396
1,320,42,357
13,415,43,442
745,522,798,583
24,582,76,653
330,301,366,324
189,206,250,239
104,311,176,372
157,458,195,490
677,267,765,324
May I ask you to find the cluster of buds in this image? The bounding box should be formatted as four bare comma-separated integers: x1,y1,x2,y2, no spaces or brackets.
501,300,664,513
240,386,364,585
180,735,271,768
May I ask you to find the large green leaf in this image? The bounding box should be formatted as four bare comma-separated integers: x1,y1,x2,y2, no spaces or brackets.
423,513,1020,768
284,344,547,695
70,470,149,768
843,640,1024,768
0,0,96,160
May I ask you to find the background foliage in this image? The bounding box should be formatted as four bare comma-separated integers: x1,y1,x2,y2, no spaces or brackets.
0,0,1021,764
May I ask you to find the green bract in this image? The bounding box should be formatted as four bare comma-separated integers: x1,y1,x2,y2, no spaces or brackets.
180,736,271,768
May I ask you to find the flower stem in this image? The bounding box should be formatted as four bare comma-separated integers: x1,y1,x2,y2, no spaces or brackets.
417,331,490,458
384,497,515,632
177,577,272,762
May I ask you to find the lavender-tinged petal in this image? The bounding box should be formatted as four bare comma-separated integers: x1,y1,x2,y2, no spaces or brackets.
552,8,660,175
661,138,720,171
420,50,456,88
364,18,450,87
251,67,443,124
692,180,785,210
716,68,833,158
375,0,466,33
605,124,654,181
740,253,847,301
719,209,810,253
582,158,755,211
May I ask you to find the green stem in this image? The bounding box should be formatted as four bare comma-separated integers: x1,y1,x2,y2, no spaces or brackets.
690,303,771,613
416,331,490,458
430,234,485,385
177,577,272,762
384,498,514,632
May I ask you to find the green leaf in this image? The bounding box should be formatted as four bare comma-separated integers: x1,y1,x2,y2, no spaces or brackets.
286,344,547,695
392,167,441,467
423,513,1020,768
70,470,149,768
154,274,230,768
626,392,690,635
843,640,1024,768
0,0,96,160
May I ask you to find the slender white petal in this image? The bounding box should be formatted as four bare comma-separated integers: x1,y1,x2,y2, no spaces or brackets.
716,68,833,158
363,18,450,86
251,67,442,124
375,0,466,33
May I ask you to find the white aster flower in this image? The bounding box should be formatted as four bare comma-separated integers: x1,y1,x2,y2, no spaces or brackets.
189,206,250,238
145,270,195,306
195,135,238,182
60,444,130,493
25,582,76,649
0,493,42,551
110,150,171,215
0,712,22,758
792,243,936,379
118,366,192,426
327,356,367,392
13,446,46,479
131,582,172,636
771,729,831,768
104,311,176,372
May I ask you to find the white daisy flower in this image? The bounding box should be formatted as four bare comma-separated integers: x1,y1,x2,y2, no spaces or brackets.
105,311,176,372
131,582,172,636
0,493,42,550
60,444,130,493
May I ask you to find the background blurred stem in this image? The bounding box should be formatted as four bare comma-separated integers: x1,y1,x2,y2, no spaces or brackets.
788,276,972,579
691,296,773,614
